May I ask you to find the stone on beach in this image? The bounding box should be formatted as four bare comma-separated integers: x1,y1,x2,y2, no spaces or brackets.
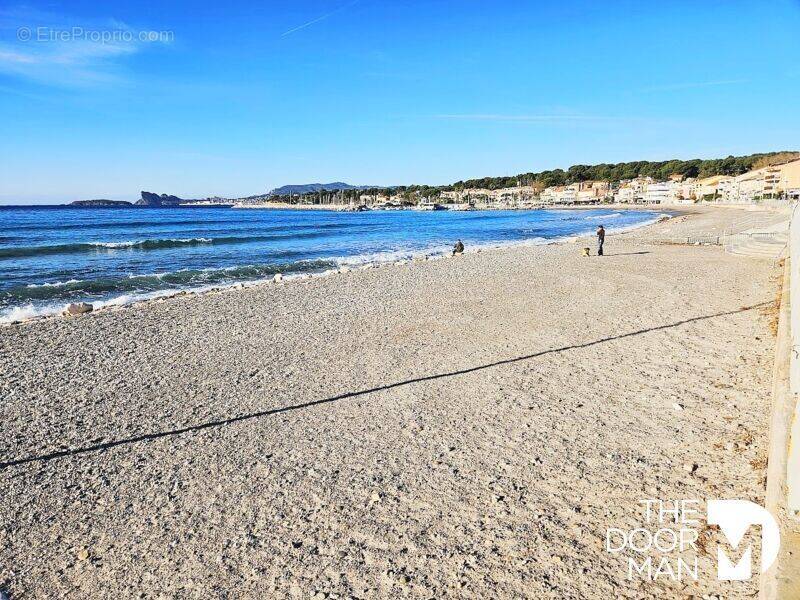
273,273,284,283
64,302,93,315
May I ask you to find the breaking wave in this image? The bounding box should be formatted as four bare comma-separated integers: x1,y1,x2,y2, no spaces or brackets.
0,227,351,260
0,206,667,323
0,237,214,259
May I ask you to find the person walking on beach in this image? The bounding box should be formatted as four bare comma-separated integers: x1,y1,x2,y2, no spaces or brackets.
596,225,605,256
453,240,464,256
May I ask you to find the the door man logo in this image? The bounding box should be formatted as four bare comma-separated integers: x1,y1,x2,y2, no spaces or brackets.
707,499,780,580
606,499,781,582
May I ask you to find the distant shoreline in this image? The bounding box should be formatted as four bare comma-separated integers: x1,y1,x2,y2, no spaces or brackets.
0,202,734,214
0,206,670,326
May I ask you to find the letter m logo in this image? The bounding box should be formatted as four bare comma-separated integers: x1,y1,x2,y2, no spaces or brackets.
706,500,781,581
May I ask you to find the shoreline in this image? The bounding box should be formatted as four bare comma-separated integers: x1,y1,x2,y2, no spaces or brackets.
1,208,673,326
232,201,691,212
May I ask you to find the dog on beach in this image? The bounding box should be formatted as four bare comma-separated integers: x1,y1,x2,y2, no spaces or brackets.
582,247,591,257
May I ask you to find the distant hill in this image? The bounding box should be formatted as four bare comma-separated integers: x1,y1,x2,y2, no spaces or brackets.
61,151,800,208
136,191,190,206
67,193,223,208
268,182,369,196
68,199,134,207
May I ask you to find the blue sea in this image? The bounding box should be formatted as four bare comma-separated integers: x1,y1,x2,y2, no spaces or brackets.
0,206,662,322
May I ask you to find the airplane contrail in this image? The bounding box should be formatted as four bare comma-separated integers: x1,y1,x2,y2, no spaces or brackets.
281,0,360,37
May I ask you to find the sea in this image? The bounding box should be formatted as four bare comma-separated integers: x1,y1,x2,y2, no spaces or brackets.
0,206,663,323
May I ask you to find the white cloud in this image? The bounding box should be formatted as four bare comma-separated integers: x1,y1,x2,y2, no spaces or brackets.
0,7,172,86
0,49,35,63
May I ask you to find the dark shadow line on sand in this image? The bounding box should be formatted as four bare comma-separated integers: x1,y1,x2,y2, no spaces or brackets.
0,302,769,470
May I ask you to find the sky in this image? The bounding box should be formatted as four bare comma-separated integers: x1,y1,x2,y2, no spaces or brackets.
1,0,799,204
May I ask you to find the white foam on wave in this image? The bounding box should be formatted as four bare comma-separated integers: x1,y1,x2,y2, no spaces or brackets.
335,236,561,268
0,286,217,324
586,212,622,220
335,245,453,267
89,237,213,248
89,240,143,248
92,287,216,310
0,303,64,323
26,279,83,289
2,211,668,325
126,271,171,280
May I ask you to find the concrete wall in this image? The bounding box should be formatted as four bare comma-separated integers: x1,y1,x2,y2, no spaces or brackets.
761,204,800,599
787,203,800,516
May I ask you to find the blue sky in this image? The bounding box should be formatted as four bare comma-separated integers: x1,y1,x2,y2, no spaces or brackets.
1,0,799,204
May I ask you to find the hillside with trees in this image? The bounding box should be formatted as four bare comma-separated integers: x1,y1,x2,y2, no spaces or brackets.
277,151,798,205
449,151,799,192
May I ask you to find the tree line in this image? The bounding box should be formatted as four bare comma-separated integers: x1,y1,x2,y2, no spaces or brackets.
450,151,799,191
278,151,798,204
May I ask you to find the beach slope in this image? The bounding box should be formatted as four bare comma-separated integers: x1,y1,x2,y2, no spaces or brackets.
0,208,777,598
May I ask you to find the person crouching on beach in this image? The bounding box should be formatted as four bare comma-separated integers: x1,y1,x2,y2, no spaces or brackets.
453,240,464,256
596,225,605,256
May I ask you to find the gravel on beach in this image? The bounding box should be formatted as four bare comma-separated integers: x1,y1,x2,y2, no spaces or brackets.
0,207,778,598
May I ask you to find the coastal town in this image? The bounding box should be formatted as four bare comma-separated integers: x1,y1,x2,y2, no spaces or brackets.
65,153,800,212
360,156,800,208
231,155,800,211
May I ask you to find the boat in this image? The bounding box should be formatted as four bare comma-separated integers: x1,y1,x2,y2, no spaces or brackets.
417,200,447,211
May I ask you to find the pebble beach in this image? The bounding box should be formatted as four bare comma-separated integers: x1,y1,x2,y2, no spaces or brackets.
0,207,779,598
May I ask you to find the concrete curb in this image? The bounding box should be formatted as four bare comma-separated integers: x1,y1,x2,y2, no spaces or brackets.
760,258,791,599
761,256,800,599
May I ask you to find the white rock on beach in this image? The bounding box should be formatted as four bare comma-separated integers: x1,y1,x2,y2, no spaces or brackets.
64,302,93,316
273,273,283,283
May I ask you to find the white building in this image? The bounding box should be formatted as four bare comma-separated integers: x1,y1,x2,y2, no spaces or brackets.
674,179,698,203
540,181,608,204
694,176,733,202
539,186,577,204
643,182,674,204
442,185,541,206
613,186,636,203
613,177,653,203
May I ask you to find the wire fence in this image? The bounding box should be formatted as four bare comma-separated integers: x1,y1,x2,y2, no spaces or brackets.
650,231,788,248
649,209,791,248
